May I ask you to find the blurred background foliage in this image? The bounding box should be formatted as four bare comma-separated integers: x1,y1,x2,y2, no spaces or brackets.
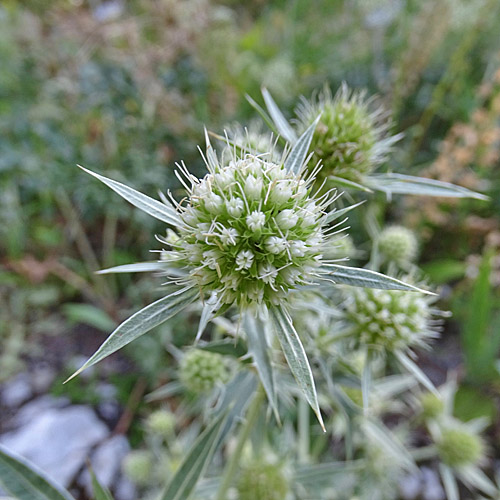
1,0,500,488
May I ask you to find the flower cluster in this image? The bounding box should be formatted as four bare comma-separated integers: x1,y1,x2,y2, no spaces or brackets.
295,83,399,184
168,153,332,308
179,349,229,393
437,427,485,468
378,225,418,265
237,461,289,500
344,287,436,352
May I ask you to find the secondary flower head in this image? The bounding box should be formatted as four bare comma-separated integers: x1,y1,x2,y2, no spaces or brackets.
437,427,485,468
343,286,438,353
295,83,400,184
122,450,153,485
179,348,229,393
378,225,418,266
166,146,336,309
237,461,289,500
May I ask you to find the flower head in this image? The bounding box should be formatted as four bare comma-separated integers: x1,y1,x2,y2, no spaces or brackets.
147,409,176,438
167,150,335,309
237,461,289,500
437,427,485,468
378,225,418,266
122,450,153,485
295,83,400,184
179,348,229,393
344,286,438,353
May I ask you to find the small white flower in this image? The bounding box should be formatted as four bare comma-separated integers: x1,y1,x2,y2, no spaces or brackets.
236,250,255,270
265,236,287,254
244,175,263,200
220,227,239,246
203,249,221,270
276,209,299,230
290,240,308,257
259,263,278,284
270,182,293,204
246,211,266,232
215,168,234,188
205,193,223,214
226,197,244,217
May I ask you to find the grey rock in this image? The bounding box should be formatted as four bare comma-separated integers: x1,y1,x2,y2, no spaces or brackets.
79,435,130,495
1,374,33,408
0,404,109,488
400,472,422,500
30,365,56,393
114,476,138,500
421,466,446,500
14,395,69,427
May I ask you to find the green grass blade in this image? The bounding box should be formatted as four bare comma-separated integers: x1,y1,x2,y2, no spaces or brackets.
270,306,324,430
159,411,228,500
0,445,75,500
319,265,435,294
89,467,114,500
78,165,184,228
284,115,321,175
65,286,199,382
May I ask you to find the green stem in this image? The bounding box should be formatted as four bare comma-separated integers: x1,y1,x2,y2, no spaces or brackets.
298,397,310,463
215,386,264,500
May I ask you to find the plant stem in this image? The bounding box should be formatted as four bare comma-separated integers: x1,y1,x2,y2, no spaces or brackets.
215,386,264,500
298,397,310,463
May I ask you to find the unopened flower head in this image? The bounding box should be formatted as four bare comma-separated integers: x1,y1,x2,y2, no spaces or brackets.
147,409,176,438
123,450,153,485
295,83,400,184
179,348,229,393
378,225,418,265
167,147,337,309
344,286,438,352
237,461,289,500
437,427,485,468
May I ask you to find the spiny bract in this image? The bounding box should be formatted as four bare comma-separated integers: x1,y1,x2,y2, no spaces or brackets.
295,83,399,184
167,152,333,308
344,287,436,352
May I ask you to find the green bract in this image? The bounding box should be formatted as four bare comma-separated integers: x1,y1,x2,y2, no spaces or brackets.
179,349,229,393
295,83,399,184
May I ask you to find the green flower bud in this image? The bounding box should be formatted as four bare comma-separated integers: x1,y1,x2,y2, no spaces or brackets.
147,409,176,438
344,287,435,352
237,461,288,500
437,428,484,467
122,450,153,485
180,349,229,393
378,226,418,265
419,393,444,420
296,83,400,185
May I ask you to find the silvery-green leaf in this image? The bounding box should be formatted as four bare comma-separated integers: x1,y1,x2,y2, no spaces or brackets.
65,286,199,382
196,295,221,341
395,351,438,395
78,165,184,228
440,464,459,500
159,411,228,500
362,420,417,472
270,306,324,430
243,312,279,420
319,264,435,294
325,200,365,224
0,444,75,500
461,465,498,496
97,262,167,274
295,460,363,486
364,173,489,200
284,115,321,175
328,175,373,193
245,94,281,139
261,87,297,143
89,467,114,500
145,381,183,402
199,338,248,358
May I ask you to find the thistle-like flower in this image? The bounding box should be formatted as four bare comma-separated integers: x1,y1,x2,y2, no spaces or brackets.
377,225,418,266
437,427,485,468
147,409,176,438
343,286,438,354
295,83,400,184
69,125,430,425
122,450,154,485
179,348,229,393
237,460,289,500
